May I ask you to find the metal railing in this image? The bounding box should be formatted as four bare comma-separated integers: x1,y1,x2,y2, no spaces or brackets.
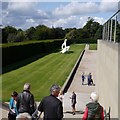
104,107,111,120
102,10,120,43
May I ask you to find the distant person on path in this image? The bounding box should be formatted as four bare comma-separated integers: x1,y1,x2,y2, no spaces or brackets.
16,83,35,120
70,91,77,115
82,72,85,85
8,91,18,120
82,92,104,120
38,84,63,120
88,73,93,85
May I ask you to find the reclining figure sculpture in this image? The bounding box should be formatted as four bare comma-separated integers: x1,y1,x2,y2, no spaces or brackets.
60,39,70,53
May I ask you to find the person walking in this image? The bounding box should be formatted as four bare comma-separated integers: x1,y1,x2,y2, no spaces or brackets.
70,91,76,115
82,92,104,120
82,72,85,85
88,73,93,85
38,84,63,120
16,83,35,120
8,91,18,120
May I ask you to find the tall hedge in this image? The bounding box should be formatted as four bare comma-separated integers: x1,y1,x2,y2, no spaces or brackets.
2,40,64,67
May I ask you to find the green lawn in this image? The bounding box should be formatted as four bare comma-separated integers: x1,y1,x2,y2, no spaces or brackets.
89,44,97,50
1,44,85,101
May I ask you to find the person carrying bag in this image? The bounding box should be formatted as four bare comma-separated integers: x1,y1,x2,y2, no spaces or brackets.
8,91,18,120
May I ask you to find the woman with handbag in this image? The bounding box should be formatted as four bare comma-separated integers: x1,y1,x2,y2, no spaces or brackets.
8,91,18,120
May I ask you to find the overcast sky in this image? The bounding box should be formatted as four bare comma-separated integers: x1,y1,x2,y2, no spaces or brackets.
1,0,120,30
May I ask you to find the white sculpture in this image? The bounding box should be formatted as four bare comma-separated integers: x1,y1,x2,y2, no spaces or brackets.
60,39,70,53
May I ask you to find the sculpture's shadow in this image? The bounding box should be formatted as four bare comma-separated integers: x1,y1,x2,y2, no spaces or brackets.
64,51,74,54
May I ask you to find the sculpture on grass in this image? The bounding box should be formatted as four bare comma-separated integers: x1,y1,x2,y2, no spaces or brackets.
60,39,70,53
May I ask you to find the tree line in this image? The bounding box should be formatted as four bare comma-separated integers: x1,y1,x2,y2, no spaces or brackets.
2,18,103,43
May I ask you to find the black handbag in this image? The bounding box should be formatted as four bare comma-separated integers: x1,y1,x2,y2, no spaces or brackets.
8,109,17,120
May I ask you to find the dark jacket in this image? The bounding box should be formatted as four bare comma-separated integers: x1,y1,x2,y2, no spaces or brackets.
38,94,63,120
71,93,76,105
86,102,103,120
16,90,35,115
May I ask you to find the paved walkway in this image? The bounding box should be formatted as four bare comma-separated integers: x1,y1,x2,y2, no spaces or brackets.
1,45,97,119
0,102,9,119
63,45,97,118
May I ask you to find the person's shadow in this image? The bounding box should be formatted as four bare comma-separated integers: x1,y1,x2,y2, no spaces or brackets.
64,110,84,114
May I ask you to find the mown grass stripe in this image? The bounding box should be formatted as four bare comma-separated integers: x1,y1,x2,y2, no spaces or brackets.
2,44,85,101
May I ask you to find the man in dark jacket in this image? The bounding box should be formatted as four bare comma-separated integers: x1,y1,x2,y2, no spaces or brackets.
16,83,35,119
38,84,63,120
82,92,104,120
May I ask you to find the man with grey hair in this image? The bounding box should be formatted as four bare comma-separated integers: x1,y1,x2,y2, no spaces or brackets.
23,83,30,91
16,83,35,120
38,84,63,120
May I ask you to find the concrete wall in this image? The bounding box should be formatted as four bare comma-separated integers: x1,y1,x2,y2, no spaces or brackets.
118,43,120,119
96,40,119,118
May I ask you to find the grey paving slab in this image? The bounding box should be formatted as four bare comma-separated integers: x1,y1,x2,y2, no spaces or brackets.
0,108,9,119
0,102,9,119
68,50,97,93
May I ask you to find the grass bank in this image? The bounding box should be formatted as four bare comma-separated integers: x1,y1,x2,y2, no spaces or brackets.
2,44,85,101
89,44,97,50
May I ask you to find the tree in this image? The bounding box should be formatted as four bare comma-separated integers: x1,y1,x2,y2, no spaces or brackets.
65,29,77,43
94,25,103,39
83,18,94,38
53,27,65,39
7,33,17,43
2,26,17,43
35,25,49,40
64,28,75,34
83,18,100,38
116,21,120,42
26,27,36,40
16,31,27,42
77,29,89,39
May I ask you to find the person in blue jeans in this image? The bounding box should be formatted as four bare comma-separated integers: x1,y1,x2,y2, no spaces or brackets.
8,91,18,120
